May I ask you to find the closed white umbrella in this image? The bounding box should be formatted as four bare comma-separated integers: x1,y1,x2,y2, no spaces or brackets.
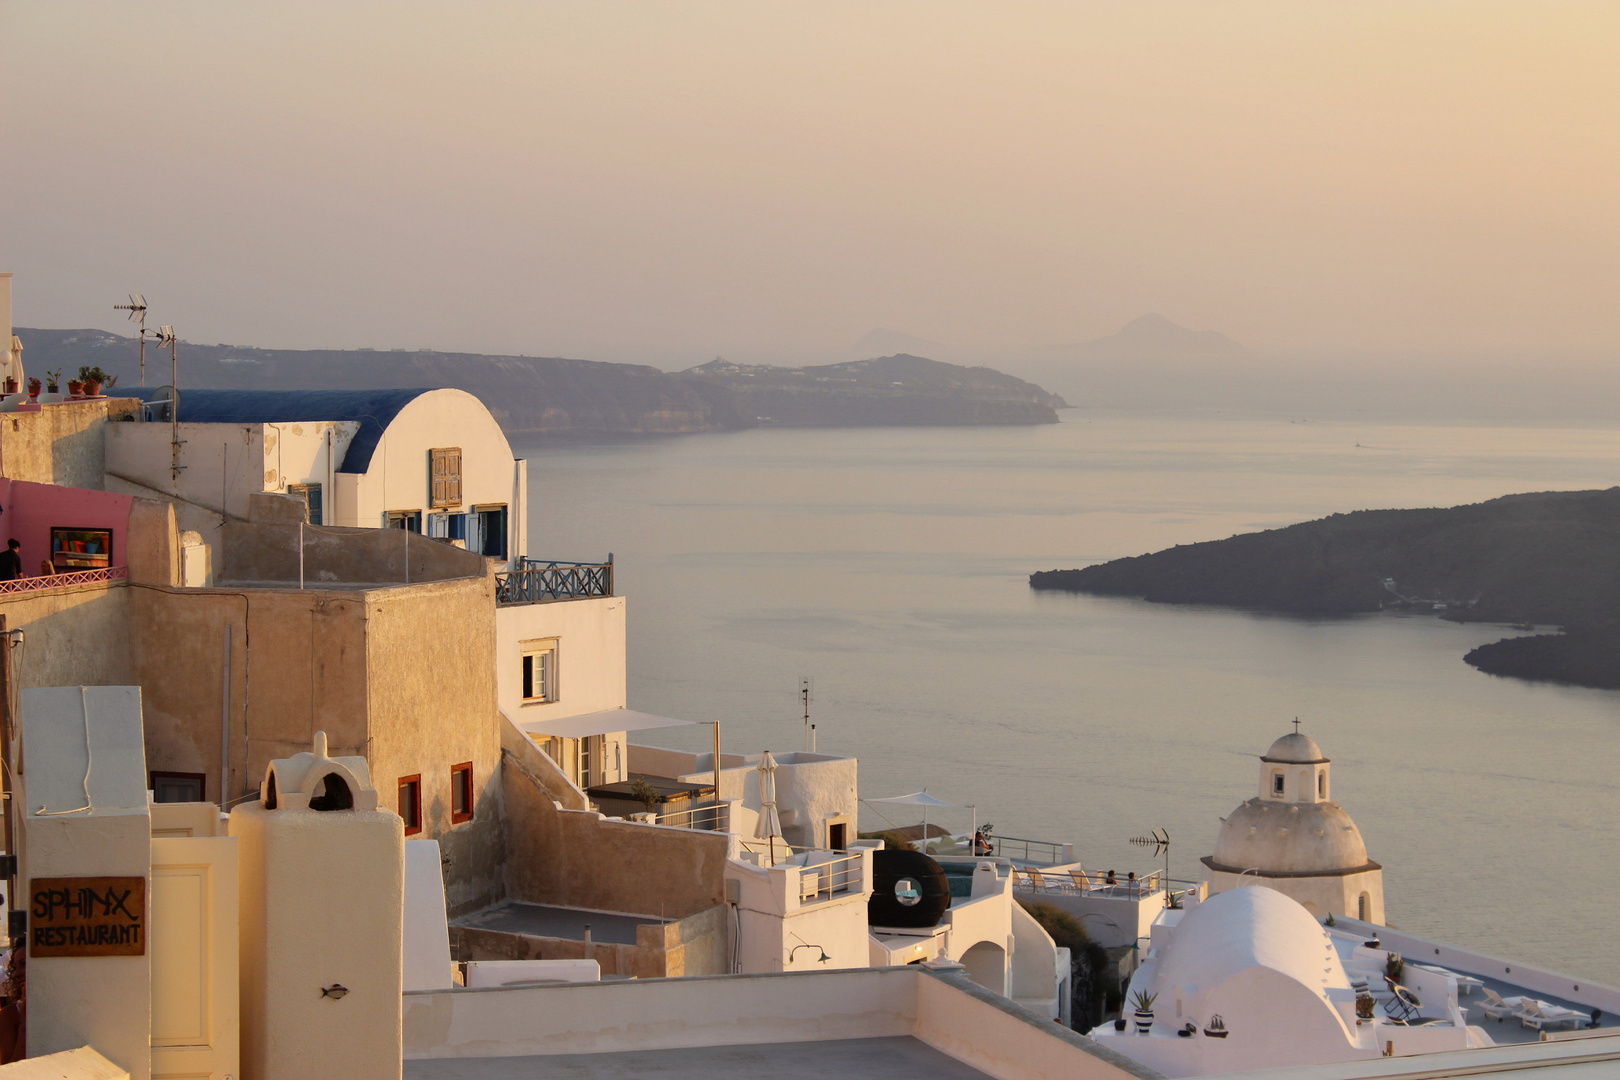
755,751,782,864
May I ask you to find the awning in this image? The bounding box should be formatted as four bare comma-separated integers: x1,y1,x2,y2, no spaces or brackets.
515,708,695,741
867,791,961,808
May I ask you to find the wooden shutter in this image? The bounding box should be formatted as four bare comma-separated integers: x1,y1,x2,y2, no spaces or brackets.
430,448,462,509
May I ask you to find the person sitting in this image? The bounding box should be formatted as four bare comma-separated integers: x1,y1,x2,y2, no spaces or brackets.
1105,870,1118,888
0,539,21,582
1127,871,1138,895
973,829,994,856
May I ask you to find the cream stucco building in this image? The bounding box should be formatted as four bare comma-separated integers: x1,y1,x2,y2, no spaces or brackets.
1202,729,1385,924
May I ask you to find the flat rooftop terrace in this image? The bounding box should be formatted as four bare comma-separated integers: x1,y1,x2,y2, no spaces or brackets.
453,902,659,946
406,1036,994,1080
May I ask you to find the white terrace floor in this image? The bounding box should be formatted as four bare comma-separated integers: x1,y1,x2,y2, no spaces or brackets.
405,1037,994,1079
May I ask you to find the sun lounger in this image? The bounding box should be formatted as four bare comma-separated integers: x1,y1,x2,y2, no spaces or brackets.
1516,1000,1584,1031
1413,963,1483,995
1068,869,1091,892
1477,988,1529,1021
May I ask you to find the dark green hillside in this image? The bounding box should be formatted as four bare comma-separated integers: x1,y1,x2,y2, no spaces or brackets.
1030,489,1620,689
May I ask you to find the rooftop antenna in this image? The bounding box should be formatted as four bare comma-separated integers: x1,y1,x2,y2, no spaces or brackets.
112,294,151,386
156,325,184,481
1129,828,1172,908
799,677,813,752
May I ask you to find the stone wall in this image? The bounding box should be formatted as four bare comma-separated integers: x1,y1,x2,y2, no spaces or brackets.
0,397,140,488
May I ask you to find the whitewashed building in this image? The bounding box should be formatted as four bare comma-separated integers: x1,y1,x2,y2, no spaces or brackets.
105,387,527,570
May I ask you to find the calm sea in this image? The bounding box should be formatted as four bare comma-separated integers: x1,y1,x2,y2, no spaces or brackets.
516,412,1620,983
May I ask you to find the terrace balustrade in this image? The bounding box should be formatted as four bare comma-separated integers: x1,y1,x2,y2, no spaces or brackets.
495,556,614,606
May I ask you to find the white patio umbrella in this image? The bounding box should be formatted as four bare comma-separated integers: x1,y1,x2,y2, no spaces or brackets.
866,790,961,849
755,751,783,864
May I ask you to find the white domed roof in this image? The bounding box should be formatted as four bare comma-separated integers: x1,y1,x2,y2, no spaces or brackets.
1207,798,1376,875
1154,885,1349,1001
1263,731,1327,763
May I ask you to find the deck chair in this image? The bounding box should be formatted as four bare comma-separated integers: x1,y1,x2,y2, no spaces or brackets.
1068,868,1092,893
1516,1000,1583,1031
1382,985,1423,1024
1477,987,1527,1021
1026,868,1050,891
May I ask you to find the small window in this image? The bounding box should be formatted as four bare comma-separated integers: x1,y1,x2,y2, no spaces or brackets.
828,822,848,851
288,483,323,524
1272,772,1285,796
430,448,463,509
578,735,596,789
151,771,206,804
386,510,422,533
1318,772,1326,798
1358,893,1369,921
451,761,474,824
522,639,559,703
399,774,422,835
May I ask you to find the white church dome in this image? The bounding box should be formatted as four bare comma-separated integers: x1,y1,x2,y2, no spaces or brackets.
1263,731,1326,763
1209,799,1375,875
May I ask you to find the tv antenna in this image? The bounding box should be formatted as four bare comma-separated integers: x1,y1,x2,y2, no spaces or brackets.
799,677,813,752
1129,828,1173,907
156,325,183,481
112,294,152,386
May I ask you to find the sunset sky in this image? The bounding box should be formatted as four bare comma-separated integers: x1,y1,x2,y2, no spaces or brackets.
3,2,1617,367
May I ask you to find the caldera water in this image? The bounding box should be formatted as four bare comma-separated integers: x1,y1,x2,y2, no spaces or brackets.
516,411,1620,983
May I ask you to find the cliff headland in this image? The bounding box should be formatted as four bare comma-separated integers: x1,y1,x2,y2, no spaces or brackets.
1030,488,1620,689
19,330,1064,438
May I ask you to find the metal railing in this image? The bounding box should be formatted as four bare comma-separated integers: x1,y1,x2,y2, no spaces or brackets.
800,852,864,902
1012,867,1165,898
995,834,1074,865
0,566,129,595
656,802,728,832
495,556,613,606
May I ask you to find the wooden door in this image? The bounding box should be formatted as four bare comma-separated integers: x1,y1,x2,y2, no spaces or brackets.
149,836,240,1080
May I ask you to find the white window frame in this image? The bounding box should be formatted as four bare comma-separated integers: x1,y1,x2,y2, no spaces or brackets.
522,638,559,704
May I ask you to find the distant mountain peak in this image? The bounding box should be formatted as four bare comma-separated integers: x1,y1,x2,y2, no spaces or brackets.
847,327,950,361
1075,315,1245,357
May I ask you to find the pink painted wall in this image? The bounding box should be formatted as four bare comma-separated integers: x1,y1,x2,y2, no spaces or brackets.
0,479,135,576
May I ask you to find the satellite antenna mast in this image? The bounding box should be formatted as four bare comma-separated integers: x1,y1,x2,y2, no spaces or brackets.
799,677,813,751
112,294,150,386
156,325,182,481
1129,828,1172,907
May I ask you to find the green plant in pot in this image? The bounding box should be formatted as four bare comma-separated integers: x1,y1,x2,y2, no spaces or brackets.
628,777,663,815
1130,989,1158,1034
77,365,117,397
1384,952,1405,986
1356,994,1376,1022
27,377,40,398
45,369,61,393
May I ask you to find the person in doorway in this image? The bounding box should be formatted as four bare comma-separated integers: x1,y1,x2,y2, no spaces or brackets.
0,943,25,1063
0,539,20,582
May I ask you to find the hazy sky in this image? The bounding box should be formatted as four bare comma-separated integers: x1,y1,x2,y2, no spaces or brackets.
3,3,1617,368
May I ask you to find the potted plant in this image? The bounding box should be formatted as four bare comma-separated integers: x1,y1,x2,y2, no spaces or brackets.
77,365,116,397
629,777,663,816
27,377,40,400
1356,995,1375,1025
1130,989,1158,1034
1385,952,1405,986
1204,1013,1229,1038
67,379,83,396
2,377,13,395
45,369,61,394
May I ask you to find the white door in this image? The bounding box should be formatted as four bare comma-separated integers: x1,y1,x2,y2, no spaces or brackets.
150,836,240,1080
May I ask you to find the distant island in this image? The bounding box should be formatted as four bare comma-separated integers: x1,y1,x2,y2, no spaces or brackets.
680,354,1066,427
18,329,1065,438
1030,489,1620,690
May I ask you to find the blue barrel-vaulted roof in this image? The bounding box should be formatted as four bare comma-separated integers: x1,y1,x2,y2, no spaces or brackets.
165,388,436,473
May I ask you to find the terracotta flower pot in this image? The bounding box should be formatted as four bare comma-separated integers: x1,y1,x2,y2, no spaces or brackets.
67,380,84,396
82,380,102,397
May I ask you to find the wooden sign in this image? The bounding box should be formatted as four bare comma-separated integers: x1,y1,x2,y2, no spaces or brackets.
30,876,146,957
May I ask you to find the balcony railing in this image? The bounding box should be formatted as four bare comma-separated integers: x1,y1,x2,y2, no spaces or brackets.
0,566,129,595
495,556,614,606
656,802,728,832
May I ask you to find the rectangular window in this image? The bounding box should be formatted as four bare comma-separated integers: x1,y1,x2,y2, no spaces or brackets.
399,774,422,835
578,735,596,789
150,771,206,804
430,448,463,509
288,483,323,525
522,639,559,703
1272,773,1285,796
51,526,114,571
385,510,422,533
451,761,474,824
